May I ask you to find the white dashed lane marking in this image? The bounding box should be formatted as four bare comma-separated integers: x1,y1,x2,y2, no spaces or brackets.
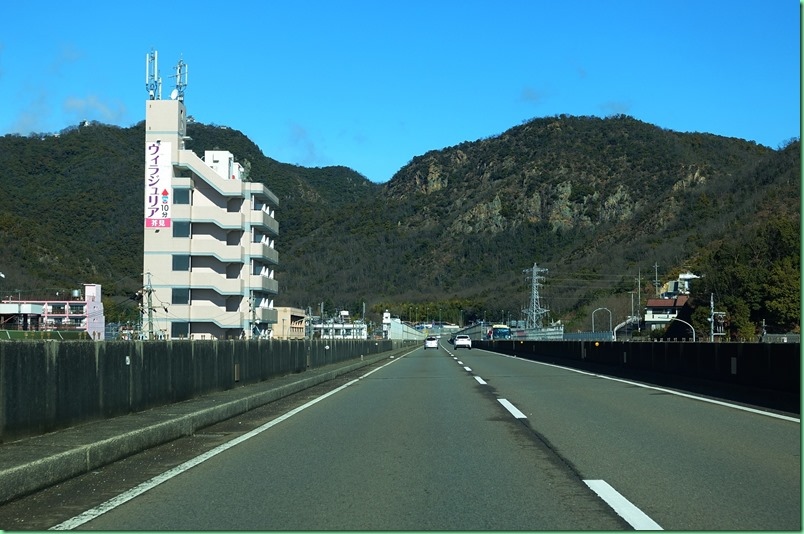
584,479,663,530
497,398,527,419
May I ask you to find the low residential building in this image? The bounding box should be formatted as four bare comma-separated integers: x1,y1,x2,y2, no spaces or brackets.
0,284,105,339
644,295,689,331
274,307,308,339
642,271,700,333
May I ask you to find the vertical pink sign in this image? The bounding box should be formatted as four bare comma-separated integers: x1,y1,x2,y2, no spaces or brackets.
144,141,172,228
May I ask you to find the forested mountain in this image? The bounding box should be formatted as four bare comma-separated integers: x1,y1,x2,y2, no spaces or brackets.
0,115,798,338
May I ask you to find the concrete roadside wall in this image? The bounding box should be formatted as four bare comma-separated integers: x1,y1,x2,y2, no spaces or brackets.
0,338,396,442
477,340,800,413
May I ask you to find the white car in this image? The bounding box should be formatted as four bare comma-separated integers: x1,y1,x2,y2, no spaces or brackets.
454,335,472,349
424,336,438,350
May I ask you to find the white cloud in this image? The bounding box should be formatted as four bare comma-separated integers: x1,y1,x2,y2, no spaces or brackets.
63,95,126,124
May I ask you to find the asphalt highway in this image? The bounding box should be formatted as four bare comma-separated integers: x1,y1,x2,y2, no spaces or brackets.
0,340,799,530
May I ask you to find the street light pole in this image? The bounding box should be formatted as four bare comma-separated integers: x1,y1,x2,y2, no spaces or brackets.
629,291,634,320
669,317,696,342
592,308,612,337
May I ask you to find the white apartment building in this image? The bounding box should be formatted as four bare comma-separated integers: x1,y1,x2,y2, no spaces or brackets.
143,97,279,340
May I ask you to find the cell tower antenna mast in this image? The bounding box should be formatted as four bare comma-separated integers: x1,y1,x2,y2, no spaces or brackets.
170,58,188,101
145,49,162,100
523,263,550,329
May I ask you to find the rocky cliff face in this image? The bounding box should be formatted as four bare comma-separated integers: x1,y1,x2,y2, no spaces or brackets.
381,115,767,245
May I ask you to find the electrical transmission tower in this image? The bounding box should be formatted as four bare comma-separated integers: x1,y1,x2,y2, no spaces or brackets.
522,263,550,329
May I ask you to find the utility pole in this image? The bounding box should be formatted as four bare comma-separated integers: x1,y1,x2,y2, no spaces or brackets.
145,272,154,340
709,292,726,341
627,291,635,337
251,291,256,339
629,291,635,319
709,293,714,341
636,270,642,333
653,262,660,296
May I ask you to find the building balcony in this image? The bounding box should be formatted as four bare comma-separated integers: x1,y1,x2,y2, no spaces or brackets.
249,242,279,265
253,307,278,324
188,206,244,228
189,242,244,262
189,272,244,294
645,313,678,321
247,183,279,207
249,209,279,236
248,275,278,294
172,206,275,235
180,305,245,327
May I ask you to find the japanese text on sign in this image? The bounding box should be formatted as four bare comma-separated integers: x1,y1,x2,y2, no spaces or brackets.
144,141,172,228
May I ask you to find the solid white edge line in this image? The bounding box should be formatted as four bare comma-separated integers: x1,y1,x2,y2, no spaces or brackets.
584,479,663,530
50,353,407,530
474,376,487,385
501,354,800,423
498,398,527,419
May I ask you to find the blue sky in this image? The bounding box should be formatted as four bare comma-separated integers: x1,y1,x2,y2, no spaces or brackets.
0,0,799,183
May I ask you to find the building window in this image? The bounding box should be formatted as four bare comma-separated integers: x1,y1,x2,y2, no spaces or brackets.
173,221,190,238
172,255,190,271
171,321,189,339
174,189,191,204
172,288,189,304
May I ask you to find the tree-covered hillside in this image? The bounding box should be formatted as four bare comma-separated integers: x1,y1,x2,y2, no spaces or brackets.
0,115,798,337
